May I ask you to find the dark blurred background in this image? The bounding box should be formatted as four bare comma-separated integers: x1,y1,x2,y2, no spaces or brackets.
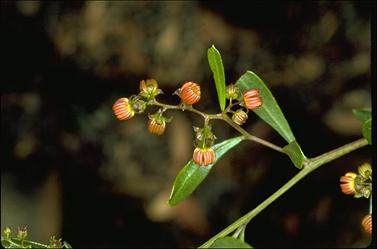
1,1,373,248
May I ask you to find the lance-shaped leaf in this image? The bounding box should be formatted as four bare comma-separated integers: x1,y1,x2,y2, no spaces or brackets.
235,71,295,143
208,45,226,111
352,108,371,123
283,140,307,169
209,237,252,248
168,136,244,206
352,108,372,145
362,118,371,144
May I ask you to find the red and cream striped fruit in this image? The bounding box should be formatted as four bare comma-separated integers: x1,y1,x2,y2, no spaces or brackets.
180,82,201,105
112,98,135,120
192,147,216,166
243,88,262,110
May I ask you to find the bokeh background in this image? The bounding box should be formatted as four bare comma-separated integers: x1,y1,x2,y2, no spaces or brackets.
1,1,373,248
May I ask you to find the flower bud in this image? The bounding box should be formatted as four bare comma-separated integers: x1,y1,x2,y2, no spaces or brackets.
3,227,11,238
148,118,166,136
193,147,216,166
358,163,372,179
16,227,27,240
139,78,163,99
232,109,248,125
193,125,216,148
49,236,63,248
226,84,240,100
243,88,262,110
361,213,372,235
339,172,357,195
130,96,147,114
113,98,135,120
179,82,201,105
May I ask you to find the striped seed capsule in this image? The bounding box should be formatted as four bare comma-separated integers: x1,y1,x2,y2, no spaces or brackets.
339,172,357,195
243,88,262,110
192,147,216,166
362,213,372,235
148,118,166,136
113,98,135,120
232,109,248,125
180,82,201,105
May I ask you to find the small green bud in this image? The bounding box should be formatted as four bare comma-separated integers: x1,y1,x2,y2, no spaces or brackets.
232,109,248,125
226,84,240,100
3,227,11,238
49,236,63,248
16,227,28,240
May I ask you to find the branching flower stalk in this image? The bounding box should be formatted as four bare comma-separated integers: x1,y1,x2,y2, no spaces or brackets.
149,98,284,153
113,45,371,247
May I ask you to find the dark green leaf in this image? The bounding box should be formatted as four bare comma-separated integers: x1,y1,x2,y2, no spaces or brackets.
207,45,226,111
362,118,371,144
168,136,243,206
352,108,371,123
210,237,252,248
283,140,307,169
236,71,295,143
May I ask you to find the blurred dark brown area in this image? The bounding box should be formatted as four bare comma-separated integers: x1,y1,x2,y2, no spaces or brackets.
1,1,373,248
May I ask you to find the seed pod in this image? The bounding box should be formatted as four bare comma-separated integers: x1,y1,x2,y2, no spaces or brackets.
112,98,135,120
192,147,216,166
179,82,201,105
232,109,248,125
339,172,357,195
243,88,262,110
362,213,372,235
148,118,166,136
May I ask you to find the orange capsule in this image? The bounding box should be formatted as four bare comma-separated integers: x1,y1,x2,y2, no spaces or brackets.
112,98,135,120
243,88,262,110
192,147,216,166
339,172,357,195
180,82,201,105
361,213,372,235
148,118,166,136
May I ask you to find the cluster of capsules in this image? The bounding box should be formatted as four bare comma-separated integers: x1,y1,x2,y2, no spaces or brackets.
112,79,262,167
339,163,372,235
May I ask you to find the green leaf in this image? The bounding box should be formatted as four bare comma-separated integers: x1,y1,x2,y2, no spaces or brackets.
352,108,372,145
362,118,371,144
210,237,252,248
236,71,295,143
168,136,243,206
63,241,73,248
283,140,307,169
207,45,226,111
352,108,371,123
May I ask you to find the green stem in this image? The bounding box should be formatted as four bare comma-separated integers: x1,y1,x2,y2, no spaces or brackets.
150,100,283,153
1,238,49,248
222,114,284,153
369,195,372,214
199,138,368,248
151,100,222,120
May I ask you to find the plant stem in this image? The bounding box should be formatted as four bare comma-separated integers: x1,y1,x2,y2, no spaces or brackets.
1,238,49,248
199,138,368,248
222,113,284,153
150,99,283,152
151,100,222,120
